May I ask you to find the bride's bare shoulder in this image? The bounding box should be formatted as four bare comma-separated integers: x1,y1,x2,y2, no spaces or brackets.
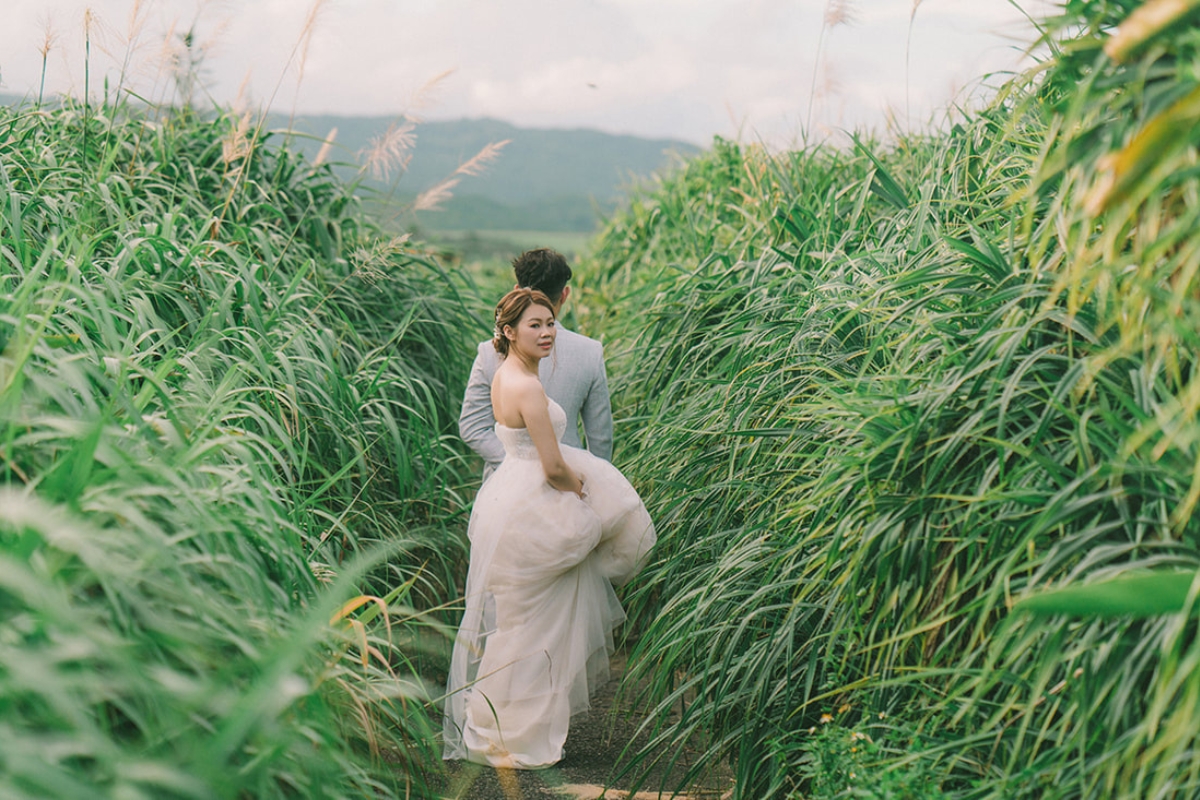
492,365,546,425
494,364,542,395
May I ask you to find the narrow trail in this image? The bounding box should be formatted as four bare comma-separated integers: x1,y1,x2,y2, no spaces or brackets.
437,654,735,800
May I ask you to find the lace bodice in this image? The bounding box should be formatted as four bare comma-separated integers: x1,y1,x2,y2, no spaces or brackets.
495,399,567,460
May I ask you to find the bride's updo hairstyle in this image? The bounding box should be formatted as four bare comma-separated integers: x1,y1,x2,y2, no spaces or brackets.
493,287,556,357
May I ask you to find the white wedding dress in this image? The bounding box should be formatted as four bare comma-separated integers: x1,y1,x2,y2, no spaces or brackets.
442,399,656,769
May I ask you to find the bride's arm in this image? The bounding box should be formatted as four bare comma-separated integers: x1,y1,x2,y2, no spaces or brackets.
515,383,585,497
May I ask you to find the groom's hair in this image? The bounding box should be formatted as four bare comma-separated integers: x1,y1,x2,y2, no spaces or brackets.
512,248,572,302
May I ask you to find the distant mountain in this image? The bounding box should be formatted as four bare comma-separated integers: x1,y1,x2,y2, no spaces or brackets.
273,114,702,231
0,92,703,231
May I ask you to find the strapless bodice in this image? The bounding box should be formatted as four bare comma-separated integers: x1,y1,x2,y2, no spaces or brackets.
495,399,567,460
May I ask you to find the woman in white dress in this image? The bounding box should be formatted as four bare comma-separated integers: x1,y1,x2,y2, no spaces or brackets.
442,288,656,769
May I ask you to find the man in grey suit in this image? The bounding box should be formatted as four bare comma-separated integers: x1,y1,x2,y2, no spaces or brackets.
459,248,613,479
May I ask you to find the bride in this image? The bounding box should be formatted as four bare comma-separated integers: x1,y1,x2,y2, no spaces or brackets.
442,287,656,769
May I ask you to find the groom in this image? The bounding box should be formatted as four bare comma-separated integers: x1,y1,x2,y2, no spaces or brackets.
459,247,614,480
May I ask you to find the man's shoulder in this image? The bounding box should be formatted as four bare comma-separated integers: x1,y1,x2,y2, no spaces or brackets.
556,327,603,355
472,340,500,375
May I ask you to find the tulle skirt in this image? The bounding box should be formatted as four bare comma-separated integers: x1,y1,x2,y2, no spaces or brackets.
442,445,656,768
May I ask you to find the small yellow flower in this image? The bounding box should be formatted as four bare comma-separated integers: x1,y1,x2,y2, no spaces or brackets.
820,713,834,724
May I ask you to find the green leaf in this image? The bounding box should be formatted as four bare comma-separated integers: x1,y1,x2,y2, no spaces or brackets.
1016,571,1200,617
851,133,910,210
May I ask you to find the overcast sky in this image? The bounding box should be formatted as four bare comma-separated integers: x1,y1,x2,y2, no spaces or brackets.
1,0,1054,147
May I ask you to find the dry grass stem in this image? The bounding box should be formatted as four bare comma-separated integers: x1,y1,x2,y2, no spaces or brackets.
296,0,333,83
313,127,338,167
231,69,253,114
150,19,180,89
361,118,417,180
195,17,234,65
116,0,151,54
82,7,126,68
906,0,926,127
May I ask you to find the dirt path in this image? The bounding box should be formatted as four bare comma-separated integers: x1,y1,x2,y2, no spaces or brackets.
436,654,735,800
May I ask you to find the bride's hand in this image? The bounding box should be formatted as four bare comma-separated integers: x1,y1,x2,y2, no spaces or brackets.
575,474,588,500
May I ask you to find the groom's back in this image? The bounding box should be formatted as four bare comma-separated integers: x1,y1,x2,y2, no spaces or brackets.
538,327,606,451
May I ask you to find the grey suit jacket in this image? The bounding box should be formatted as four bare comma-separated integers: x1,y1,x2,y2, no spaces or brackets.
459,326,613,478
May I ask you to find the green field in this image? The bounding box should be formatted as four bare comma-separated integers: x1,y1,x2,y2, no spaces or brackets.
5,1,1200,798
426,228,596,259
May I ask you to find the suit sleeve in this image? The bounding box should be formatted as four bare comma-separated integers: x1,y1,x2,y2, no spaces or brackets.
581,343,614,461
459,345,506,469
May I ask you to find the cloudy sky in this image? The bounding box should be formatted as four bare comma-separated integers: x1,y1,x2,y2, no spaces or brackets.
1,0,1054,147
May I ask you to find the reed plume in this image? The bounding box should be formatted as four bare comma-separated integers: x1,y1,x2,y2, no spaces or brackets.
351,234,413,283
412,177,458,212
824,0,857,27
37,16,58,106
452,139,510,177
220,110,254,164
361,119,417,181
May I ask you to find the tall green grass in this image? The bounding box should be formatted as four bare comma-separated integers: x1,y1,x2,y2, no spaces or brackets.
579,1,1200,796
1,93,481,796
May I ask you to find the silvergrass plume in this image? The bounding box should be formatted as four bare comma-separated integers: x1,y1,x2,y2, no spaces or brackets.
37,15,58,105
412,176,459,212
351,234,412,283
406,68,456,122
220,110,254,164
453,138,510,177
824,0,856,27
413,139,509,210
361,118,417,181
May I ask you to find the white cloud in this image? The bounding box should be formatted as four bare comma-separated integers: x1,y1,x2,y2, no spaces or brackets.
0,0,1058,145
